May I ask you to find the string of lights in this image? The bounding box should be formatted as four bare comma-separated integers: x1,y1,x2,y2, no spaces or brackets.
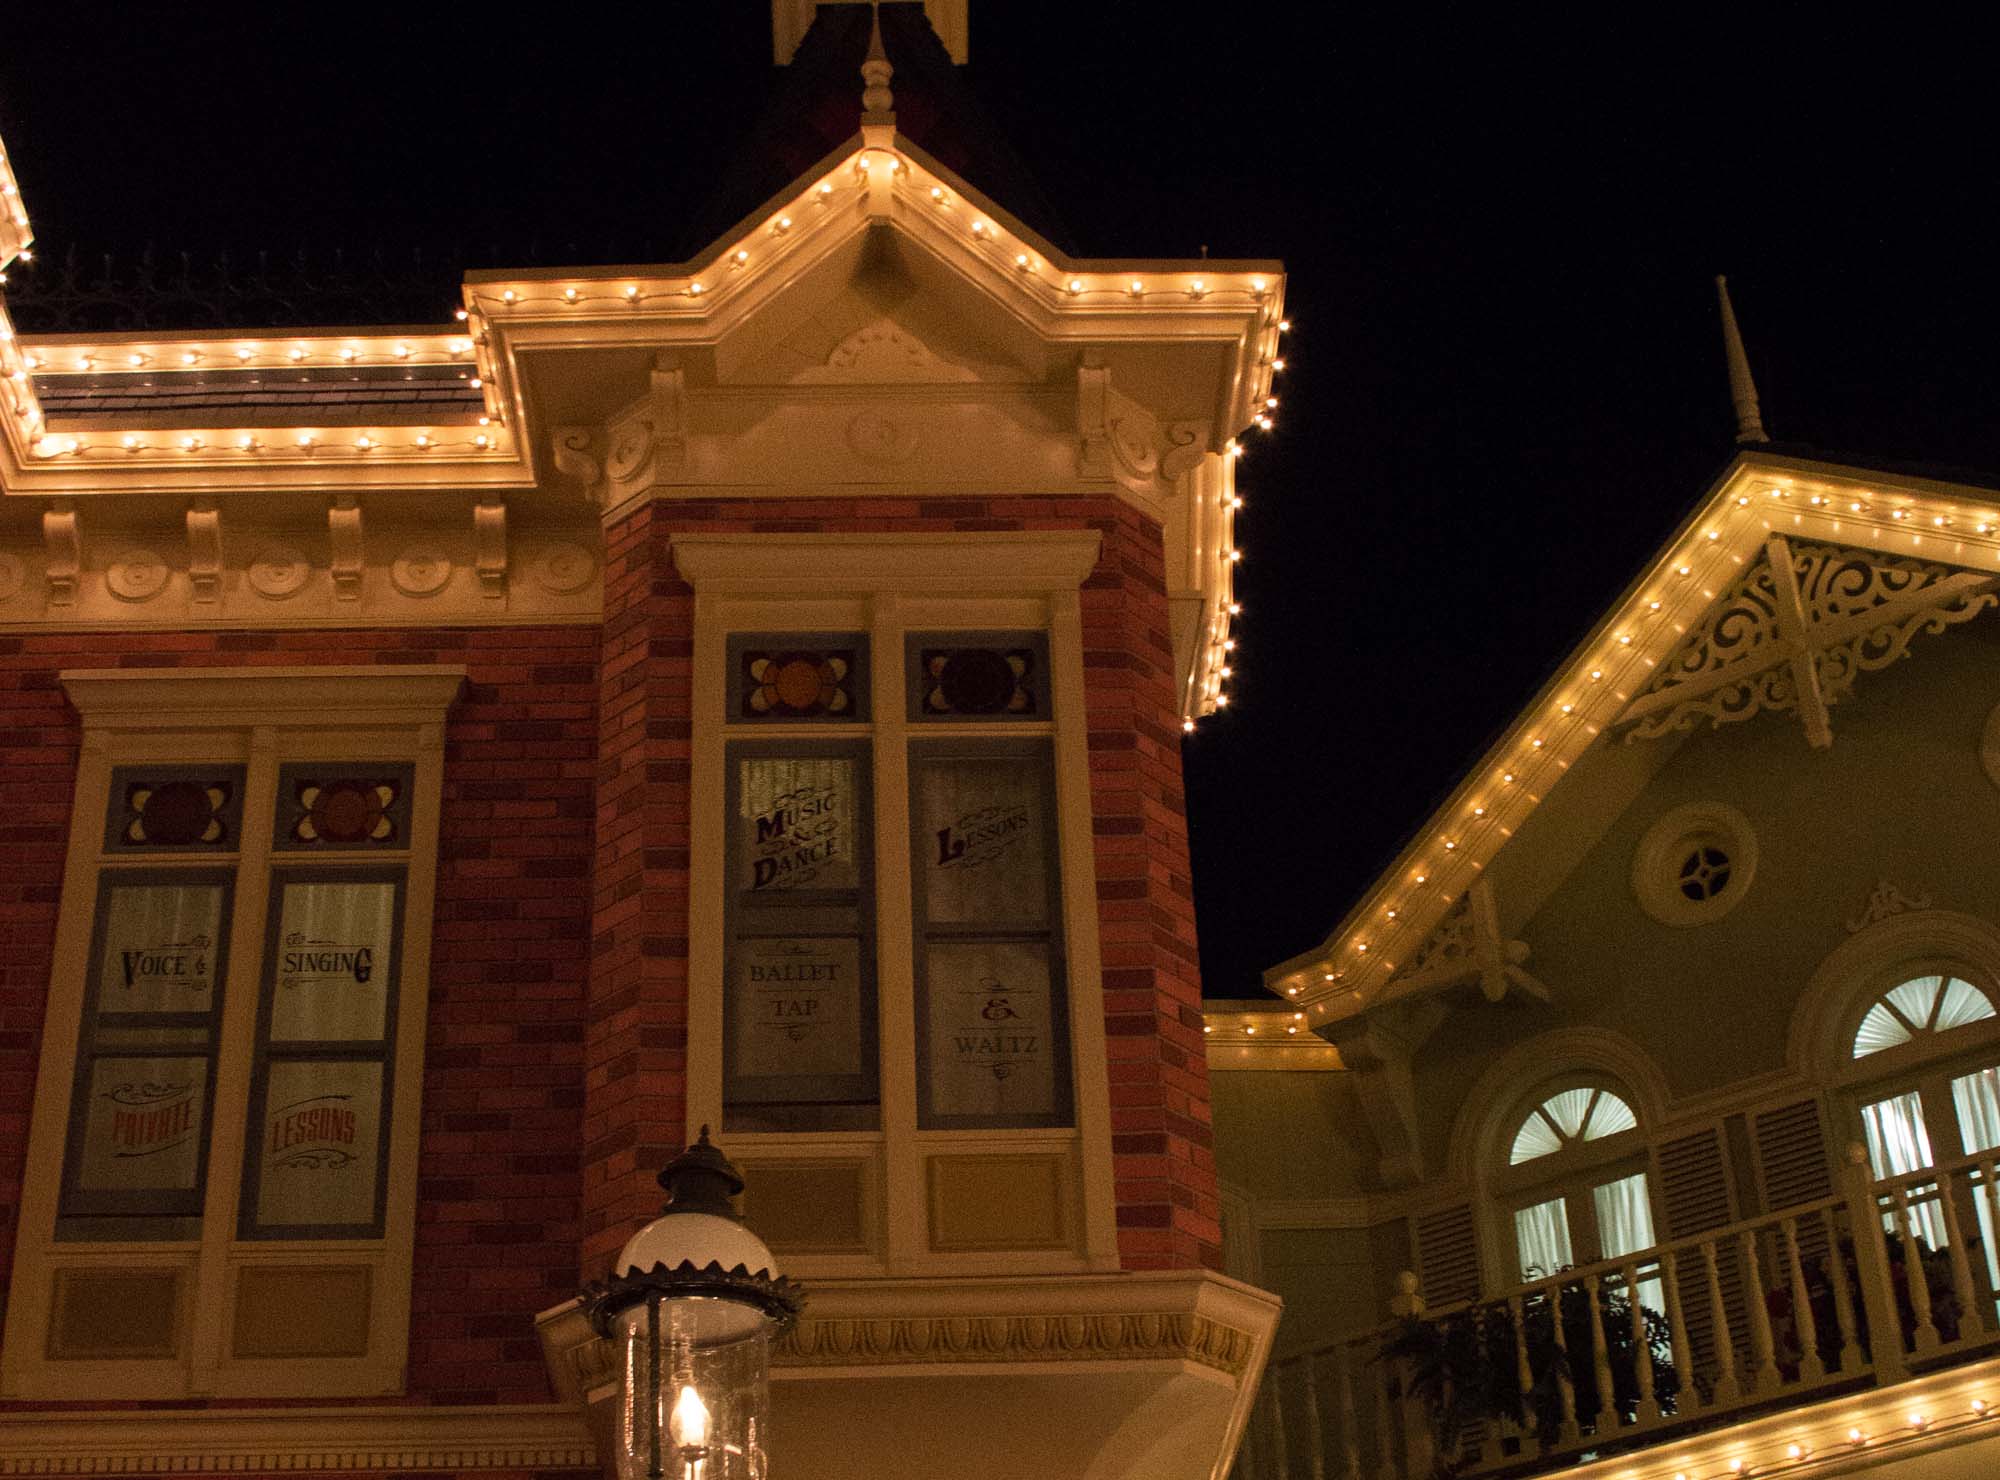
1280,473,2000,1017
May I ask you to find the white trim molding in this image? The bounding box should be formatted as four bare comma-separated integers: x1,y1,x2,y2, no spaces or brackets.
0,1404,592,1475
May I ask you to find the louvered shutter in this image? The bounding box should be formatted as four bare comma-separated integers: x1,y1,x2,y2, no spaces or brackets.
1413,1203,1481,1305
1655,1126,1741,1388
1753,1099,1834,1213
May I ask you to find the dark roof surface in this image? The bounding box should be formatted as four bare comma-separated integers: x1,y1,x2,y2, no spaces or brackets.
36,363,485,425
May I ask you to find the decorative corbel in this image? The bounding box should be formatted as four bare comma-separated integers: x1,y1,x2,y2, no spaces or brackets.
474,499,507,599
42,501,78,607
603,357,688,501
1391,879,1550,1006
551,426,604,502
1159,421,1210,483
1322,998,1445,1188
1076,355,1110,478
186,501,222,604
328,496,364,601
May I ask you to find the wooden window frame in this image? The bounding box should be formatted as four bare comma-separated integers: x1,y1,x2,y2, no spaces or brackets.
0,666,461,1401
677,532,1118,1279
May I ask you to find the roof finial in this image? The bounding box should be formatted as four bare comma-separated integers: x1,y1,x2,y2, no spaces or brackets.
1715,275,1769,445
861,1,895,126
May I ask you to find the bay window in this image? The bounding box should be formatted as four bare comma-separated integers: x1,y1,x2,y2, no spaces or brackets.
679,533,1117,1276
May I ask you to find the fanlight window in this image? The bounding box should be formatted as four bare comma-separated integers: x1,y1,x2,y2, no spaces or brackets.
1852,975,1997,1059
1508,1087,1640,1165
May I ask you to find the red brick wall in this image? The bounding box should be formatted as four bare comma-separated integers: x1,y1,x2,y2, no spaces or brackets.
582,496,1218,1275
0,627,596,1406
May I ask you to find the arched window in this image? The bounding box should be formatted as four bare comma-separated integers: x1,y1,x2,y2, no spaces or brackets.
1501,1083,1655,1284
1848,973,2000,1255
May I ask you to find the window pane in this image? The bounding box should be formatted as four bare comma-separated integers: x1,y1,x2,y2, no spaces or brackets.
1937,978,1998,1032
104,766,245,853
1862,1090,1935,1177
916,756,1050,926
269,879,398,1043
1584,1092,1638,1140
1593,1172,1658,1260
737,755,861,893
1540,1088,1595,1139
729,936,867,1086
922,940,1066,1124
729,634,867,722
273,763,414,851
1510,1112,1562,1165
251,1059,384,1232
96,880,228,1018
1886,976,1943,1030
1515,1196,1573,1280
1855,1002,1914,1058
1953,1066,2000,1155
73,1057,209,1196
907,632,1049,720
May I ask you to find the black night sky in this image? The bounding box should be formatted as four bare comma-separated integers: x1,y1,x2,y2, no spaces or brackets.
2,6,1995,999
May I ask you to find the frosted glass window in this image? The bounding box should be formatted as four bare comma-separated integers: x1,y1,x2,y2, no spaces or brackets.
1594,1172,1658,1259
1508,1087,1640,1164
1853,975,1996,1057
1863,1089,1945,1250
1953,1066,2000,1299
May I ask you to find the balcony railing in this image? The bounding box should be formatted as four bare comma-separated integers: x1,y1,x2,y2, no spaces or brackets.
1234,1142,2000,1479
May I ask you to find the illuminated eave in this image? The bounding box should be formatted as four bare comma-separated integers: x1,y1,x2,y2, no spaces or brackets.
464,137,1287,440
1267,451,2000,1024
1201,1002,1343,1071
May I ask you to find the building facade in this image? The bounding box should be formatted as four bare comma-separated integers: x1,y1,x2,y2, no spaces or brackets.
0,5,1285,1476
1216,441,2000,1477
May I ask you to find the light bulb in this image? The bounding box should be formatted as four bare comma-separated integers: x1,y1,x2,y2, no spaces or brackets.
563,287,579,302
669,1384,710,1448
776,216,792,230
501,289,517,303
1067,278,1083,294
181,351,198,366
394,343,411,358
689,282,705,296
288,346,306,362
341,346,358,361
734,250,749,264
1129,279,1144,295
235,346,253,361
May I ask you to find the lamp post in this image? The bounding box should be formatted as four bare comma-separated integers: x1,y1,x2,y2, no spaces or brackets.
584,1128,804,1480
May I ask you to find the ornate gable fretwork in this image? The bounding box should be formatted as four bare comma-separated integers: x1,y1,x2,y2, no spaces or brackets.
1618,535,1998,748
1392,879,1548,1005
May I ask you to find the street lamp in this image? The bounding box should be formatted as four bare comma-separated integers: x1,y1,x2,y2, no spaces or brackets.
584,1128,804,1480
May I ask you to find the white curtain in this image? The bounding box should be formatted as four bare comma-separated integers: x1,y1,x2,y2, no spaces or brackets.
1863,1090,1947,1249
1594,1172,1664,1314
1514,1196,1573,1281
1953,1067,2000,1298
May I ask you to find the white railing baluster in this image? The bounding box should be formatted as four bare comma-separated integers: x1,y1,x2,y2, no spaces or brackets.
1661,1249,1698,1416
1820,1205,1863,1373
1624,1261,1658,1423
1269,1364,1292,1480
1895,1187,1942,1352
1374,1354,1396,1480
1704,1238,1740,1404
1740,1229,1780,1395
1549,1287,1580,1444
1337,1342,1362,1480
1300,1353,1327,1480
1782,1216,1825,1382
1584,1273,1618,1432
1937,1169,1984,1339
1508,1293,1536,1439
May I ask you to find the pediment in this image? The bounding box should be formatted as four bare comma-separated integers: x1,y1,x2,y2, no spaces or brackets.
716,224,1039,388
1270,453,2000,1023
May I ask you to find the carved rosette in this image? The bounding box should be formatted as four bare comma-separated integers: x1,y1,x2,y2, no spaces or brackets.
533,541,597,594
105,548,170,603
390,547,453,598
247,545,310,600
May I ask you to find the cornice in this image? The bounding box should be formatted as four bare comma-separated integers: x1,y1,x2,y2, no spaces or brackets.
1269,454,2000,1026
1202,1002,1343,1071
62,665,467,729
0,1403,593,1476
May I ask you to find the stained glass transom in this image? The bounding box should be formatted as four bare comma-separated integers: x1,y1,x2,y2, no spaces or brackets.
1853,974,1997,1059
1509,1087,1640,1165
